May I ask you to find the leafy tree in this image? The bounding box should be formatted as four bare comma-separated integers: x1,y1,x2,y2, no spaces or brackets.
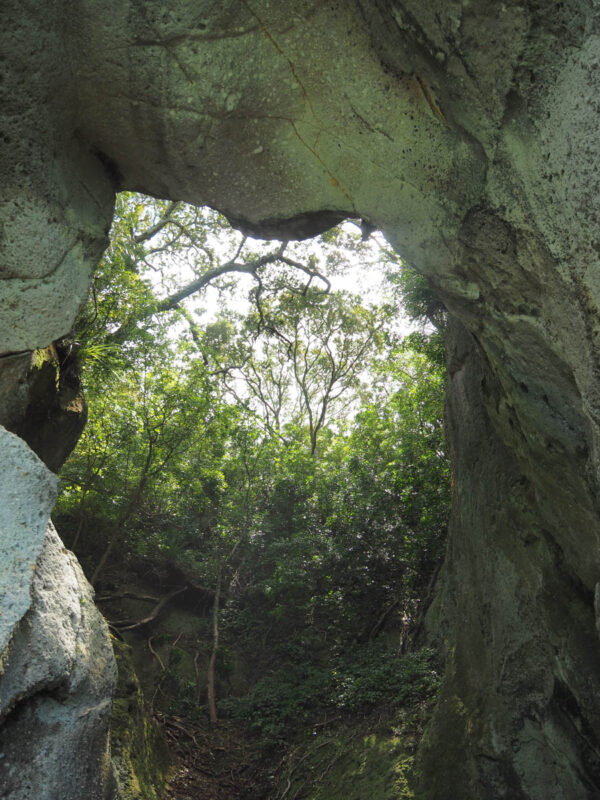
54,191,449,735
209,289,394,454
74,193,335,371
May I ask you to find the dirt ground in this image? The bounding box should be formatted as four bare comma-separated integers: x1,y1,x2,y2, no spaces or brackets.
159,713,272,800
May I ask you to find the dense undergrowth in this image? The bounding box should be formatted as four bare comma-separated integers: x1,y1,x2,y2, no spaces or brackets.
52,193,450,798
220,641,439,749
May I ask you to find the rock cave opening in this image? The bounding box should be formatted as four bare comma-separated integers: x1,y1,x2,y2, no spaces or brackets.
46,191,449,799
3,1,600,798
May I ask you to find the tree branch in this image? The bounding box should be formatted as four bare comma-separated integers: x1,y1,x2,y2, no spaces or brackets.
109,245,288,344
157,245,286,311
133,201,184,244
115,586,189,631
279,255,331,294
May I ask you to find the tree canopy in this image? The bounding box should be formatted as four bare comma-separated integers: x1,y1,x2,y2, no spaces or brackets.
54,193,449,771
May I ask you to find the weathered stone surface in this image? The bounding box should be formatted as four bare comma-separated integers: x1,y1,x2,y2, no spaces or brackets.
0,346,88,474
0,354,38,431
0,428,115,799
0,427,58,655
0,523,116,800
2,0,600,796
67,0,482,249
420,320,600,798
110,639,170,800
0,1,115,353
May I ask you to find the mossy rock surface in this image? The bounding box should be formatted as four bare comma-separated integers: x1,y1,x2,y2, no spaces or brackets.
274,709,431,800
111,638,171,800
308,732,415,800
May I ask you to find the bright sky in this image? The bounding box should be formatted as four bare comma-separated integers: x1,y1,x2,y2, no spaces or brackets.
131,199,425,427
160,218,416,339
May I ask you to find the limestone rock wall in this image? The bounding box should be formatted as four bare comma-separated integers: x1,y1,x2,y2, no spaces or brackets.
0,429,116,799
1,1,115,353
2,0,600,796
420,320,600,798
0,346,88,474
1,5,119,793
0,525,117,800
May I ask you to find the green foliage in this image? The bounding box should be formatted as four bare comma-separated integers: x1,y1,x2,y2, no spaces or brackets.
220,644,439,750
55,193,449,775
167,679,198,717
279,727,419,800
220,663,331,745
384,261,446,333
332,645,439,710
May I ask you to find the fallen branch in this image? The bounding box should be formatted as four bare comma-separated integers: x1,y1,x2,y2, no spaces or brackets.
312,715,341,730
115,586,189,631
164,716,200,747
148,635,165,671
97,591,160,603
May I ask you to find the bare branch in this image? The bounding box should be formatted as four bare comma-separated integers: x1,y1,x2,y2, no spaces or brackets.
279,255,331,294
148,635,166,671
115,586,189,631
154,245,285,313
132,201,184,244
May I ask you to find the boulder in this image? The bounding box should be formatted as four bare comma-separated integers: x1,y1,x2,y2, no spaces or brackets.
0,522,117,800
0,429,116,799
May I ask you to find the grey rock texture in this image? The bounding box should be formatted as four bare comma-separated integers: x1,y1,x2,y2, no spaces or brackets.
0,428,116,799
420,320,600,798
2,0,600,796
0,427,116,800
0,523,116,800
0,1,115,353
0,427,58,655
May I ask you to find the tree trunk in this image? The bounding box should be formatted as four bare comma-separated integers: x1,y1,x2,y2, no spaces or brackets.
90,439,155,586
90,526,118,587
207,569,222,725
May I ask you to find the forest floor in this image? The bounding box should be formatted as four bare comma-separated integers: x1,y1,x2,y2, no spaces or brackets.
157,705,424,800
159,712,270,800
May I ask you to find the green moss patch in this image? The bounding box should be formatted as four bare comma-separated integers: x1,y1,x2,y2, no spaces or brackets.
110,638,171,800
306,732,415,800
272,700,436,800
